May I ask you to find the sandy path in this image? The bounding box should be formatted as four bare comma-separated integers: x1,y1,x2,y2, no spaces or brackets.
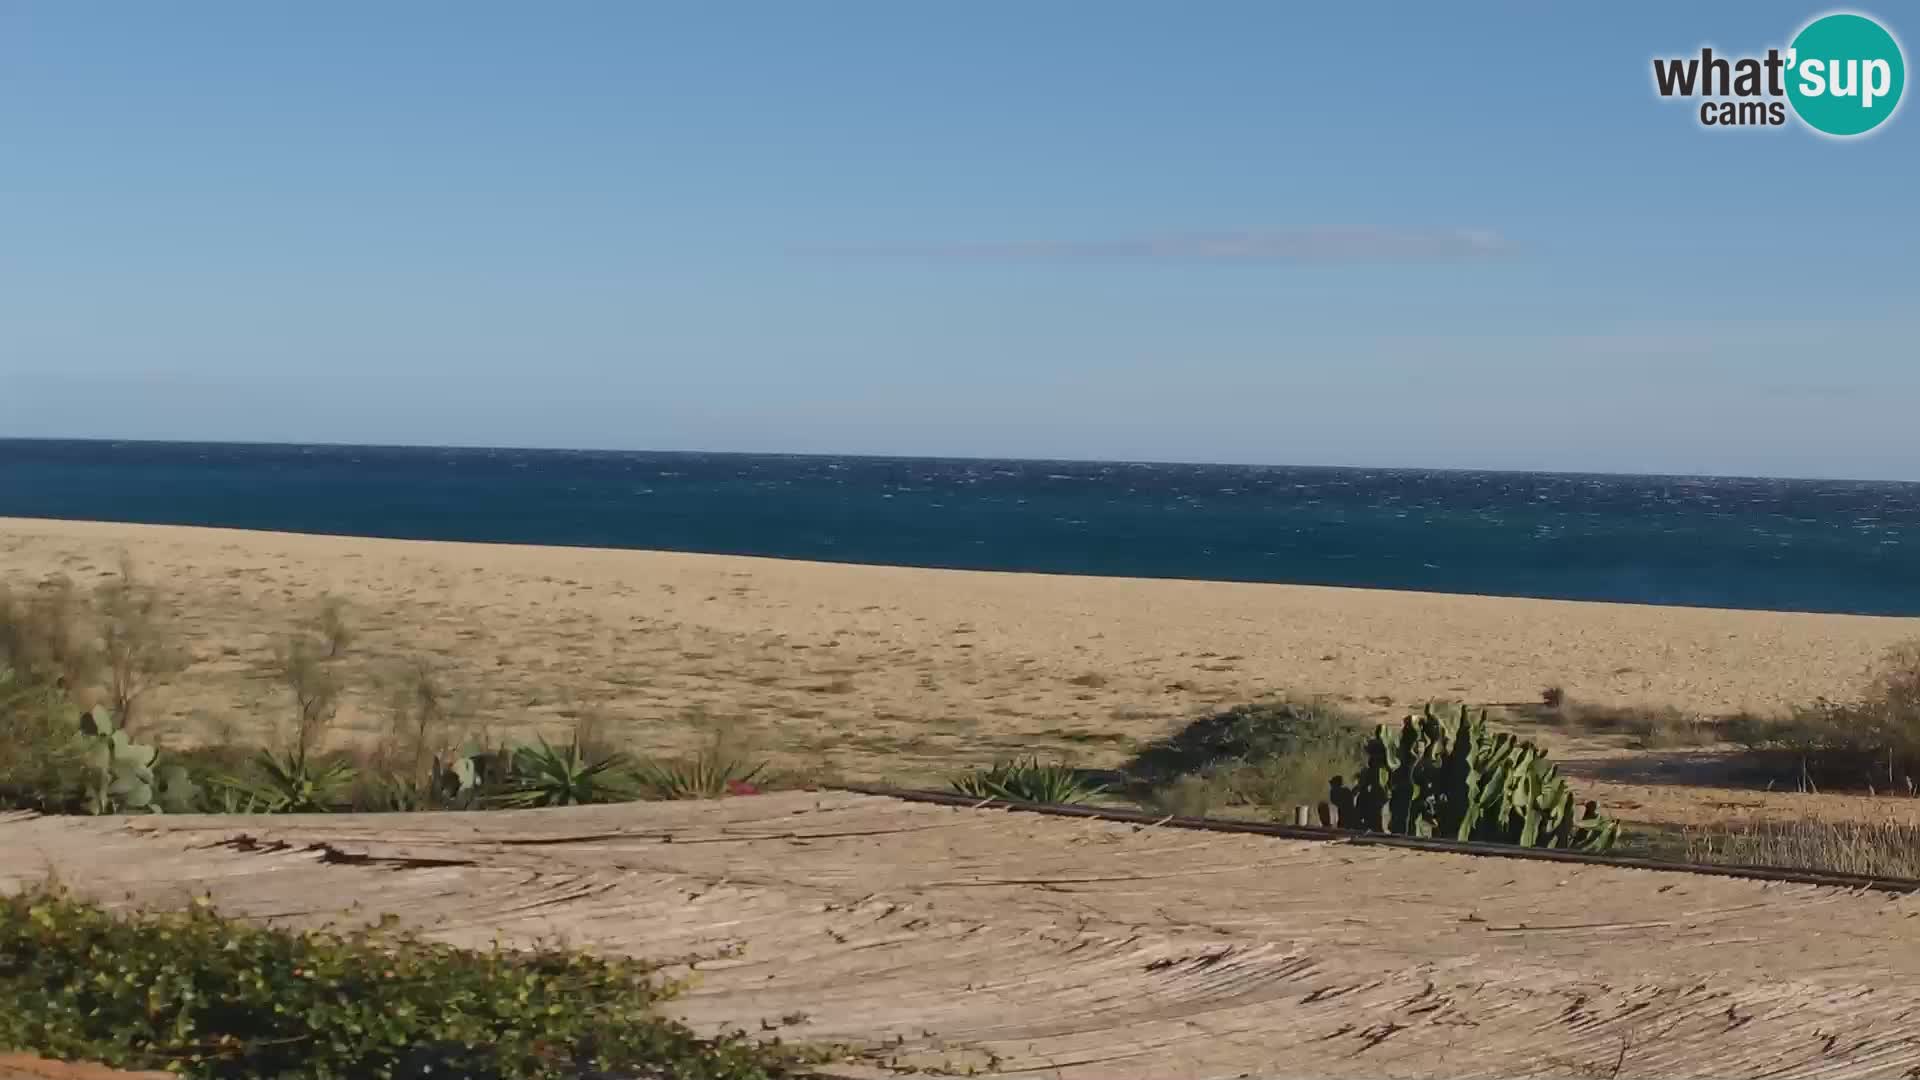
6,793,1920,1078
3,517,1917,808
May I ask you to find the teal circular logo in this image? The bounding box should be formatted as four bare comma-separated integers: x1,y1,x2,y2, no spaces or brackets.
1787,12,1906,136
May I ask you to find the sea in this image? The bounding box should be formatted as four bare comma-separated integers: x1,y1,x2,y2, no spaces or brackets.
1,439,1916,616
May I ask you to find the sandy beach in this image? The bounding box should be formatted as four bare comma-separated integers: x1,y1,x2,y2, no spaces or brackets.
5,515,1916,805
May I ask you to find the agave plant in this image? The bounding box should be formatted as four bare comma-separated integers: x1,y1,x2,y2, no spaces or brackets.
951,756,1104,805
631,748,767,800
218,748,357,813
205,781,276,815
493,736,632,808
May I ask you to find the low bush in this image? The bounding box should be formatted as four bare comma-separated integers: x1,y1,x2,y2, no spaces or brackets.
1723,641,1920,791
1142,773,1221,818
92,557,187,733
0,576,99,693
367,658,460,785
0,671,86,812
634,746,769,800
951,757,1103,804
1214,742,1360,814
1125,700,1368,815
495,736,634,808
213,747,359,813
0,677,197,815
1,565,187,736
0,885,820,1079
271,633,343,760
364,748,497,812
1124,699,1367,783
2,668,770,816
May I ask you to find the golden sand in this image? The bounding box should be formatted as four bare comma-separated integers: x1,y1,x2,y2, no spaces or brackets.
5,515,1915,799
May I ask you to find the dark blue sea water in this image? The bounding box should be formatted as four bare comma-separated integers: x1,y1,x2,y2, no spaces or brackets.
2,439,1916,616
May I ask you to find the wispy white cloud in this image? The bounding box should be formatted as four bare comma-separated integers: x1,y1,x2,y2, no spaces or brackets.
804,226,1508,262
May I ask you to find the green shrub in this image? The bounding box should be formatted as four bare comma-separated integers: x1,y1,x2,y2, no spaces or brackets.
950,756,1103,804
203,783,278,815
633,747,768,800
213,748,358,813
0,886,817,1079
0,670,86,812
1123,700,1367,784
494,736,632,808
1210,743,1362,814
1123,700,1367,816
0,682,195,815
1333,703,1618,851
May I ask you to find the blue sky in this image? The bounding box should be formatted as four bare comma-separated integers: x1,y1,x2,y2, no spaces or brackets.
2,2,1915,479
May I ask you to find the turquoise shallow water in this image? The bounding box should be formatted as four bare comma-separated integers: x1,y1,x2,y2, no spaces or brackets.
2,439,1916,615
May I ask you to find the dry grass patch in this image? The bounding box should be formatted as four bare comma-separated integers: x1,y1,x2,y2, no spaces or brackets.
1722,640,1920,791
1535,693,1726,748
1686,815,1920,879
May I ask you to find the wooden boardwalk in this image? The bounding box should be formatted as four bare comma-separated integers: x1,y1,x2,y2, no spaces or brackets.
5,792,1919,1078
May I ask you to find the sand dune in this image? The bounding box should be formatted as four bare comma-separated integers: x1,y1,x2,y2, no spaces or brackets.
2,517,1916,800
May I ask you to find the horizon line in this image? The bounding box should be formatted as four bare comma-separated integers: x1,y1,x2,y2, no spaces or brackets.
1,435,1913,488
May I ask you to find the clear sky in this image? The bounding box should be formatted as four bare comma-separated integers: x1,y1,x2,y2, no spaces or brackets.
3,2,1915,480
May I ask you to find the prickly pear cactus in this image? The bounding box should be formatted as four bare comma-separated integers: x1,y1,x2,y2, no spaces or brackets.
1339,703,1618,852
155,764,200,813
78,704,118,738
74,704,190,814
429,751,483,808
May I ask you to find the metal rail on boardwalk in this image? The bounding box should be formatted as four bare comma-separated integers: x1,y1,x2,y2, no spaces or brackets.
833,782,1920,896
